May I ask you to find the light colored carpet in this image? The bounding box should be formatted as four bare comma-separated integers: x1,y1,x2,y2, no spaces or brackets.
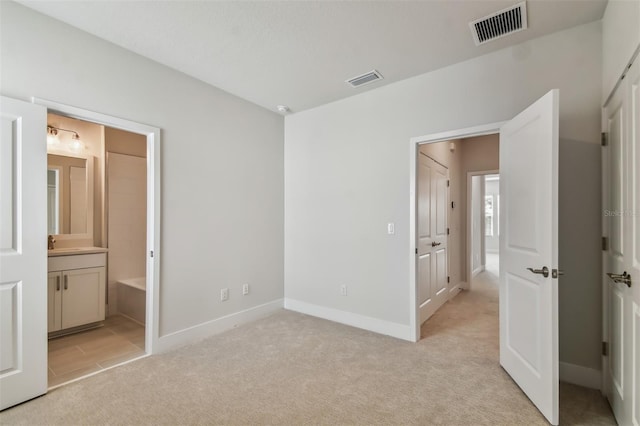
1,272,614,425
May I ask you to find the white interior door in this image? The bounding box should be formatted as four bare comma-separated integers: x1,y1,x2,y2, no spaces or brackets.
418,153,449,324
0,96,47,410
603,54,639,426
499,89,560,425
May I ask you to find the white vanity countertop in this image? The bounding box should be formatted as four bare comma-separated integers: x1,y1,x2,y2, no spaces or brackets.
48,247,109,257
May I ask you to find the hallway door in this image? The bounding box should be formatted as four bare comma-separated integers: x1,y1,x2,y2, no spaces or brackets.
417,153,449,324
0,96,48,410
499,89,560,425
602,54,639,426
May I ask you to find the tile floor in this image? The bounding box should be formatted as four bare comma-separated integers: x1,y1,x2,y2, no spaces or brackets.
48,315,145,388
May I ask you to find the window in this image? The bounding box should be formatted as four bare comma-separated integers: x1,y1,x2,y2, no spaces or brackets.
485,195,493,236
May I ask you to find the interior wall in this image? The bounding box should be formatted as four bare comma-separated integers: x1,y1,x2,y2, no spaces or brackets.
602,0,640,100
470,176,483,276
105,127,147,158
2,2,285,339
285,21,602,371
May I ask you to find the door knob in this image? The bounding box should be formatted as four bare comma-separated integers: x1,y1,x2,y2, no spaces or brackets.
431,241,441,247
527,266,549,278
606,271,632,288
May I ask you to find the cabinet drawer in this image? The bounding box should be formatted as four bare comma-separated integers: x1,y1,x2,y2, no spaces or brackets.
48,253,106,272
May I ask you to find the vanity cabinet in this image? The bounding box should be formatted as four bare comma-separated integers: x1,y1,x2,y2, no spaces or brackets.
48,252,106,333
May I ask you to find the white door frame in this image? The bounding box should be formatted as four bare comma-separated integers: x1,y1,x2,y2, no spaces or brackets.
466,170,499,289
32,98,161,356
409,121,505,341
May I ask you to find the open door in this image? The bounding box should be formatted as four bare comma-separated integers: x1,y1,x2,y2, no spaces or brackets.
499,89,560,425
0,96,47,410
602,53,639,426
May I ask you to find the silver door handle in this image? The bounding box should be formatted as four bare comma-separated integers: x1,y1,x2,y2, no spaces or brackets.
64,275,68,290
527,266,549,278
56,276,60,291
431,242,441,247
606,271,632,288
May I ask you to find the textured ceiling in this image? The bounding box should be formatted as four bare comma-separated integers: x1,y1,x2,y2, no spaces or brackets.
18,0,607,114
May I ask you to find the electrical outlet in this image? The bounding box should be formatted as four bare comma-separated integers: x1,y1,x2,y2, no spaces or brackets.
242,283,249,295
220,288,229,301
340,285,347,296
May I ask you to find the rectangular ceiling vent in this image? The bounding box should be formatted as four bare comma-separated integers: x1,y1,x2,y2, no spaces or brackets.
469,2,527,46
346,70,384,88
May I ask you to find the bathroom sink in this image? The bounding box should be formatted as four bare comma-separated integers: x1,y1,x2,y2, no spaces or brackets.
48,247,109,256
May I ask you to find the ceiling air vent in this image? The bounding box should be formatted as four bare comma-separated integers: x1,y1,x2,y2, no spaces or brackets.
469,2,527,46
346,70,384,88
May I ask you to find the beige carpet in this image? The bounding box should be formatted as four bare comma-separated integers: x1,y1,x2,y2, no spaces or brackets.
1,271,615,425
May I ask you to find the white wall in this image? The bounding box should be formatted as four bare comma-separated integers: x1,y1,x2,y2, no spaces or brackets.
470,176,483,276
602,0,640,100
1,2,284,342
285,21,602,370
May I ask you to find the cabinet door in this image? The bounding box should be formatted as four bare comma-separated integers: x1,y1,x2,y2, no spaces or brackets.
61,267,105,329
47,272,62,332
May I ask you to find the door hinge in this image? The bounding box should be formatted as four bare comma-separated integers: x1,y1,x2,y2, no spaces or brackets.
602,237,608,251
601,132,608,147
150,250,154,258
602,341,608,356
447,276,450,283
447,228,450,235
415,248,418,255
451,201,455,209
447,180,450,187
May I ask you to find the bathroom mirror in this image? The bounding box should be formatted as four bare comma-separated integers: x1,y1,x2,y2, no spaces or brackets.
47,154,94,239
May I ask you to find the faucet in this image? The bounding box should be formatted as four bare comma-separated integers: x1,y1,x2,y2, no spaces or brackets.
48,235,56,250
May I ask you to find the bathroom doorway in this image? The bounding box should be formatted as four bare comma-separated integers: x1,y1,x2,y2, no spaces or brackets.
40,98,160,389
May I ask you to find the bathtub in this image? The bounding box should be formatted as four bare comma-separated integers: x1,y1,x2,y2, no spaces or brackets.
117,277,146,325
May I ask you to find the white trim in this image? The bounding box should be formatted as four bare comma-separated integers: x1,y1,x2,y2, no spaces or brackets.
284,298,413,342
471,265,485,278
410,121,506,145
156,299,284,353
409,122,505,340
559,362,602,390
448,282,464,300
32,97,162,356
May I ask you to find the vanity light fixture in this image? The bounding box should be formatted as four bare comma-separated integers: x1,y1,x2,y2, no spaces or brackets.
46,126,60,146
47,125,84,152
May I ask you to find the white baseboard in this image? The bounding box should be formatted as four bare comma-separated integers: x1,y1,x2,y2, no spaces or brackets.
471,266,484,278
559,361,601,390
156,299,284,353
449,282,466,299
284,298,413,342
